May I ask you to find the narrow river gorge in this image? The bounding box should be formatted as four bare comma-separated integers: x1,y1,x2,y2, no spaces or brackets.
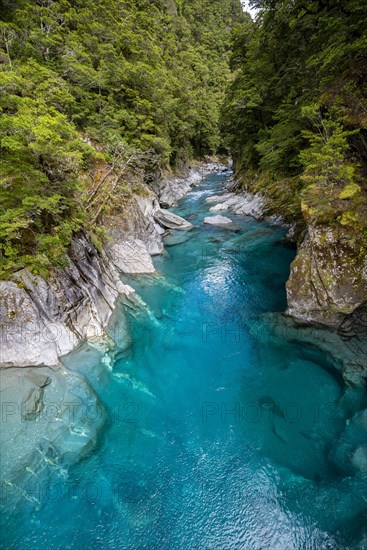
1,172,366,549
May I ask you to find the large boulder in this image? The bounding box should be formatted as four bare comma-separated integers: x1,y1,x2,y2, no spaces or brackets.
207,192,265,218
286,224,367,327
204,215,237,229
154,208,193,231
205,193,234,204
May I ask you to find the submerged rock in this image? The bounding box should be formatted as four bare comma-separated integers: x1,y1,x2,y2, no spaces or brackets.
329,408,367,477
164,232,192,247
352,447,367,475
21,386,46,420
258,395,285,418
0,365,107,510
26,371,52,388
260,312,367,386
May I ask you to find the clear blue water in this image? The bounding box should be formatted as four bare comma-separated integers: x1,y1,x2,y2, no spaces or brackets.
2,173,366,549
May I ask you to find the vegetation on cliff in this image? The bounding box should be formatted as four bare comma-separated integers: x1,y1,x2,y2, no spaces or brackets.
0,0,243,278
223,0,367,232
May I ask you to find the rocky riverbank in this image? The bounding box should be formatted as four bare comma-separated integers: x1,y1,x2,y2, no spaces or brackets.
0,160,228,510
0,161,227,369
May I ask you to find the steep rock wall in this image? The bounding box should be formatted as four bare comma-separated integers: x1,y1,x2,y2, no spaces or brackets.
0,164,217,370
286,222,367,327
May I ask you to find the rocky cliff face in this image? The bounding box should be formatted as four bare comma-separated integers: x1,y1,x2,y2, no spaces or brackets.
0,235,136,369
0,166,207,370
227,174,367,329
286,222,367,327
284,208,367,386
285,180,367,328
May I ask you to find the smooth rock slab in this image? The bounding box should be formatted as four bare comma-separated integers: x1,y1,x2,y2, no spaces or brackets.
205,193,233,204
204,215,236,227
206,192,265,218
108,239,155,274
209,201,235,212
154,209,193,231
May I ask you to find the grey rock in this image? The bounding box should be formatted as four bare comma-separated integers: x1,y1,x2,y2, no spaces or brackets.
286,224,367,327
154,208,193,231
164,232,192,247
205,193,233,204
206,191,265,218
157,162,229,207
207,192,265,218
328,407,367,476
103,189,164,256
107,239,155,274
352,446,367,475
0,234,135,368
204,215,236,227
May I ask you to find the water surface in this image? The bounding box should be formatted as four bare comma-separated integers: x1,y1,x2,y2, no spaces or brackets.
2,173,366,549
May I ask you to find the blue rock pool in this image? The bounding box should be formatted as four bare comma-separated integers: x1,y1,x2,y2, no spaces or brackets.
1,172,366,549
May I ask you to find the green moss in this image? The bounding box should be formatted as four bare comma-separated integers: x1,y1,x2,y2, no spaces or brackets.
339,211,359,226
339,183,361,199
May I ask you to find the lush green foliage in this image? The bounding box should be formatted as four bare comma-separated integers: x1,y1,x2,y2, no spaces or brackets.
223,0,367,227
0,0,242,278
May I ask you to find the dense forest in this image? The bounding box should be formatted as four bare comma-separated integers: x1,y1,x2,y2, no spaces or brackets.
1,0,367,282
0,0,243,278
223,0,367,234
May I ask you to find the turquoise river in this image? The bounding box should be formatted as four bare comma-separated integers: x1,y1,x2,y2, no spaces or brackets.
1,172,367,549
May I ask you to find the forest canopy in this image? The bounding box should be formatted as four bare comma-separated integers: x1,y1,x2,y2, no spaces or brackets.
1,0,366,279
0,0,243,278
222,0,367,228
